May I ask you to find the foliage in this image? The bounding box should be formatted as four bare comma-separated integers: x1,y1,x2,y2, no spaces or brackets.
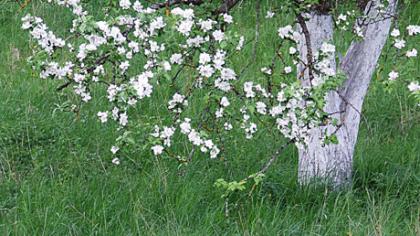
16,0,419,196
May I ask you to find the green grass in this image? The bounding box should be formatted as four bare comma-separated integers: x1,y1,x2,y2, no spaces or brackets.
1,1,419,235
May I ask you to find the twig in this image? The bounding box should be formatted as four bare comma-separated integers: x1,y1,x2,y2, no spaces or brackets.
213,0,241,15
15,0,23,8
56,81,72,91
334,90,372,134
16,0,31,11
296,13,315,83
256,140,293,175
151,0,242,15
56,52,112,91
150,0,203,10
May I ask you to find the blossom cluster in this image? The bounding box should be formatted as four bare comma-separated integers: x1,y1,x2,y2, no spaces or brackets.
21,0,419,167
387,26,420,96
333,5,420,101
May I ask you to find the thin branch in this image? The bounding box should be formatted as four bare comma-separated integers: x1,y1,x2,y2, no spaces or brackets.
15,0,23,8
151,0,241,15
16,0,31,10
56,81,72,91
150,0,203,10
334,90,362,117
296,13,315,83
334,90,372,134
247,140,293,179
212,0,241,15
56,52,112,91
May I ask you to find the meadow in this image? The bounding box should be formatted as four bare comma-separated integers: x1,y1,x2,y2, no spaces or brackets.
0,1,419,235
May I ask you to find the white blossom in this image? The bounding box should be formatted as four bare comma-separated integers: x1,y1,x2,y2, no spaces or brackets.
119,112,128,126
180,118,192,134
199,19,215,32
220,97,230,107
244,82,255,98
236,36,245,50
408,81,420,92
162,61,172,71
119,0,131,9
390,28,400,37
111,146,120,154
278,25,293,39
133,1,143,12
406,48,417,57
119,61,130,73
97,111,108,123
212,30,224,42
337,14,347,23
266,11,275,19
131,71,153,99
407,25,420,36
261,67,272,75
320,43,336,54
224,122,233,130
256,102,267,115
210,146,220,159
215,108,224,118
112,157,120,165
152,145,164,155
388,71,398,81
172,7,194,19
170,53,183,64
107,84,121,102
223,14,233,24
394,39,406,49
168,93,187,112
199,53,212,64
177,20,194,36
198,64,215,77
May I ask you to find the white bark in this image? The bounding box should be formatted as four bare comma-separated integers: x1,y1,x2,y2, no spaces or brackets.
297,0,397,187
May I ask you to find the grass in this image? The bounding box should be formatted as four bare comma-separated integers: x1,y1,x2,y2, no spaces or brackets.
0,0,419,235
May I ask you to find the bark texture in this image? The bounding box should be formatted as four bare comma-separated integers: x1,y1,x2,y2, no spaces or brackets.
297,0,397,187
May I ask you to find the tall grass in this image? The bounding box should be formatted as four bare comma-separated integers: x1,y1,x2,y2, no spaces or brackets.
0,1,419,235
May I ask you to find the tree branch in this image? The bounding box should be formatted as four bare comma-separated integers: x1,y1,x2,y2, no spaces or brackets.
56,81,72,92
339,0,397,113
256,140,292,175
296,13,315,83
150,0,204,10
151,0,242,15
336,0,397,144
213,0,241,15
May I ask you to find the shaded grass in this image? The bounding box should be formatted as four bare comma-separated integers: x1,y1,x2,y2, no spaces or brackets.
0,0,419,235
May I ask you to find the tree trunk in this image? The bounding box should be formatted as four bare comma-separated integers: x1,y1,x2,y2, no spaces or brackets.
297,0,397,188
